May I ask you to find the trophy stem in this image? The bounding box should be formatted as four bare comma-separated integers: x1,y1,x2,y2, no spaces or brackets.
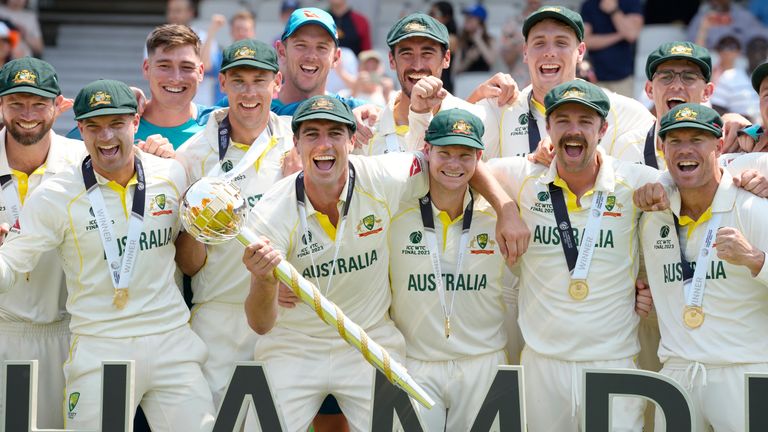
235,225,434,408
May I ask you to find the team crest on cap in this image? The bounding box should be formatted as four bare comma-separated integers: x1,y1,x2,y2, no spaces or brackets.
303,10,320,18
310,97,334,110
674,107,698,121
12,70,36,85
561,88,586,99
541,6,562,12
669,45,693,56
452,120,473,135
404,21,427,33
89,91,112,107
233,46,256,59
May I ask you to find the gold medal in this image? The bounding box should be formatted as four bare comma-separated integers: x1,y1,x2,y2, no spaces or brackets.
569,280,589,300
444,316,451,339
112,288,129,310
683,306,705,329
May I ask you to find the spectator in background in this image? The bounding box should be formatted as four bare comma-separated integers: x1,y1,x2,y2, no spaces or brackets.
166,0,219,106
328,0,371,55
429,1,458,92
338,49,393,105
499,0,540,91
747,33,768,74
454,4,495,74
750,0,768,27
273,0,301,44
0,0,41,57
644,0,699,25
688,0,765,51
581,0,643,97
202,10,257,101
0,21,18,66
711,33,760,121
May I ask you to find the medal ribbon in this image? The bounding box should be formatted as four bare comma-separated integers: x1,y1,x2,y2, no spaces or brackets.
548,183,607,280
526,92,542,154
296,163,356,295
674,213,722,308
419,191,474,337
215,115,278,179
0,174,20,225
82,155,146,308
643,123,658,169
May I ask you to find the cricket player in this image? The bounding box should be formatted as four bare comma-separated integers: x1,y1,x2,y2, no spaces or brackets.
389,108,513,431
241,94,528,431
0,57,85,428
637,103,768,432
488,80,660,431
475,5,654,161
0,79,214,430
355,13,485,156
175,38,294,407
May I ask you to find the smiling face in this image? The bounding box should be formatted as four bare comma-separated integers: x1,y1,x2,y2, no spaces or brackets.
277,25,340,97
220,67,281,134
294,119,354,187
662,128,722,192
78,114,139,181
546,103,607,174
389,36,450,98
143,44,203,110
0,93,59,145
645,59,713,119
425,143,480,193
524,19,585,96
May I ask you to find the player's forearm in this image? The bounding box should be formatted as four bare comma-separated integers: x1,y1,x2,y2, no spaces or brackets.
470,160,516,213
174,232,207,276
245,276,279,334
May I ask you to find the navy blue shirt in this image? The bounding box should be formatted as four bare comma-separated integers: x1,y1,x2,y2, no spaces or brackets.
581,0,642,82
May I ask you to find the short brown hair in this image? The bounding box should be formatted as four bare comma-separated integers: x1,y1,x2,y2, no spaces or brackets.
230,10,255,26
146,24,201,57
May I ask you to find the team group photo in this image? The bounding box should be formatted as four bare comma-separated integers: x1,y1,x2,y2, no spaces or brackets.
1,0,768,430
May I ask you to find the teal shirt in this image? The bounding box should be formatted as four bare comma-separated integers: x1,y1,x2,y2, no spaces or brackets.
135,116,204,149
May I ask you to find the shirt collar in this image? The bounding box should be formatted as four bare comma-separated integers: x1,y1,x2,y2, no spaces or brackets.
669,168,737,217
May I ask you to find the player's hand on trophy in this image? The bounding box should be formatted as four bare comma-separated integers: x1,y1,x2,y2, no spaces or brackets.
635,278,653,317
410,76,447,114
733,169,768,198
633,182,669,211
277,283,300,308
243,236,281,284
715,227,765,276
527,136,554,167
137,134,175,159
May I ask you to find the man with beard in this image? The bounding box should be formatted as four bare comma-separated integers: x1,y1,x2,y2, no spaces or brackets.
354,13,486,156
0,79,215,429
488,79,659,431
241,95,529,432
0,57,84,429
637,103,768,431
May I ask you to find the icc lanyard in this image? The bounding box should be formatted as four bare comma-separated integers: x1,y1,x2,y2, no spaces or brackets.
419,191,474,339
0,174,20,225
295,163,356,295
548,183,607,300
215,115,278,180
526,92,542,154
82,155,146,309
643,123,658,169
673,212,722,329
